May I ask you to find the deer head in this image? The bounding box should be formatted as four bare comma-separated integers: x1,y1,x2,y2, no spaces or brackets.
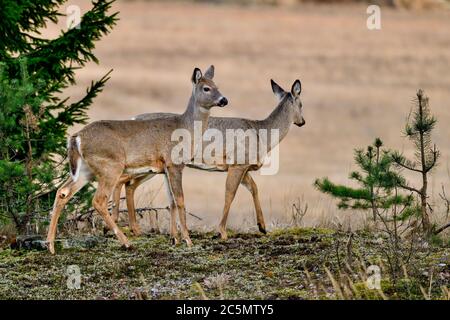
191,66,228,112
271,79,305,127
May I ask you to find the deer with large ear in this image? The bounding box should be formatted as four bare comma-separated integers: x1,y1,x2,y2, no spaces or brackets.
204,65,215,79
271,79,286,100
112,77,306,242
46,66,228,253
291,79,301,96
192,67,202,84
290,79,305,127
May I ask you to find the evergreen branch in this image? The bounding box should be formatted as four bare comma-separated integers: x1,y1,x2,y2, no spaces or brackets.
314,178,372,201
391,152,421,173
26,0,118,86
56,70,112,125
398,183,421,195
0,0,64,56
394,160,421,173
424,145,439,173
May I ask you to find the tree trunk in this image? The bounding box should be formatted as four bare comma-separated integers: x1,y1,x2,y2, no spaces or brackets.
17,200,34,235
418,95,431,234
17,112,35,236
420,183,431,234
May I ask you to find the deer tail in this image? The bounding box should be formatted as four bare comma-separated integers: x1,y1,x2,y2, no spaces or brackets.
68,135,82,181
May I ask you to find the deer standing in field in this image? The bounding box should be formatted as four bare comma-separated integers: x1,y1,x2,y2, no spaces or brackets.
46,66,228,253
112,78,305,240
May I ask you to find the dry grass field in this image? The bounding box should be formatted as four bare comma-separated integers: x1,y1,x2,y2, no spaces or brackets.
45,1,450,233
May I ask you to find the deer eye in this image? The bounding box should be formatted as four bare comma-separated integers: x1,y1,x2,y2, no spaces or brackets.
203,86,211,93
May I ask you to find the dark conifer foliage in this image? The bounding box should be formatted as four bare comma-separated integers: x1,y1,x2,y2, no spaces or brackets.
315,138,412,221
0,0,118,233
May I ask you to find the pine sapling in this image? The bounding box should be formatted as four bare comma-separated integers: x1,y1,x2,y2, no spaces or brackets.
315,138,411,221
391,89,440,235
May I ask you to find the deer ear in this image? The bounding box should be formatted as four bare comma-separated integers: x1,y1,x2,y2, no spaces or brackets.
291,79,302,97
204,65,215,79
271,79,285,100
192,68,202,84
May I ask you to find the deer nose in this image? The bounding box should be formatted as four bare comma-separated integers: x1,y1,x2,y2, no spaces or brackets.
218,97,228,107
295,119,306,127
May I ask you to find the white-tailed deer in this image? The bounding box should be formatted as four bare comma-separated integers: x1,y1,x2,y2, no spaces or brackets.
113,78,305,240
46,66,227,253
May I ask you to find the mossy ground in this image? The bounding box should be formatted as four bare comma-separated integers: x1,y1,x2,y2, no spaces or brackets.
0,228,448,300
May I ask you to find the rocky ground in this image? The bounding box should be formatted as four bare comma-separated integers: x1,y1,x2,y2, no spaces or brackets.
0,228,448,299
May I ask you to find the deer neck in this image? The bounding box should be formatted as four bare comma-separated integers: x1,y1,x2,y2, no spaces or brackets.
260,96,293,149
180,93,211,161
181,93,210,136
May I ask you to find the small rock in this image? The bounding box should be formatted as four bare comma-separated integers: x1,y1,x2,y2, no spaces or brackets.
11,235,47,251
61,236,106,249
11,235,107,251
212,244,226,251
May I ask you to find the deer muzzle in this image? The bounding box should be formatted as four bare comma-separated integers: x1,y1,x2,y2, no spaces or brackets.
218,97,228,107
295,118,306,127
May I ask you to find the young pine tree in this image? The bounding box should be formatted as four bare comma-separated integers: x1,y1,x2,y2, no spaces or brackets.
315,138,412,221
0,0,118,233
391,90,440,234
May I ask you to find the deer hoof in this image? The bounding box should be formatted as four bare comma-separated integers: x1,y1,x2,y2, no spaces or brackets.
103,226,113,237
149,228,160,234
220,232,228,241
258,223,267,234
131,228,142,237
121,244,135,251
185,238,193,248
171,237,179,246
48,241,55,255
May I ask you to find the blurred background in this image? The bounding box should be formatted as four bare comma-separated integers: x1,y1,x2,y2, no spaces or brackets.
46,0,450,232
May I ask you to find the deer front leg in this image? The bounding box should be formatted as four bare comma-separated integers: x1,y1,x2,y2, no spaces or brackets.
241,172,266,234
148,210,160,234
219,167,247,240
47,176,89,254
121,174,157,235
165,165,191,247
135,174,160,234
124,176,151,236
164,175,179,244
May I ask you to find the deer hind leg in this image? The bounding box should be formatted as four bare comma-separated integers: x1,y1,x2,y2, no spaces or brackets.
91,164,131,249
241,172,266,234
164,174,179,244
47,175,90,254
165,165,191,247
219,167,247,240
